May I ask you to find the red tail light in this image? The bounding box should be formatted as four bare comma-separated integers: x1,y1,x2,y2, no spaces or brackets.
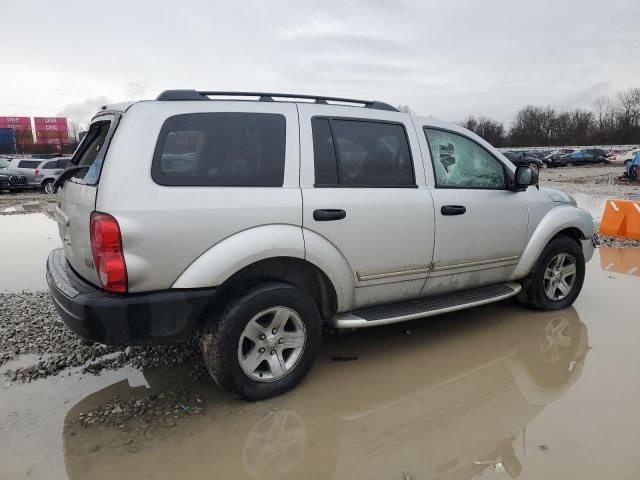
35,168,40,176
90,212,127,293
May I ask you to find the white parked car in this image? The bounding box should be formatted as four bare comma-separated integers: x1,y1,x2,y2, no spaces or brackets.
46,90,596,400
609,148,640,165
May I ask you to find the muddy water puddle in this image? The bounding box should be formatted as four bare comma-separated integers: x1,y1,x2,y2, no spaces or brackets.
0,213,61,292
1,250,639,479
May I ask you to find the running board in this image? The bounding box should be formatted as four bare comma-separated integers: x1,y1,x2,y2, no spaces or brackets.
331,282,522,329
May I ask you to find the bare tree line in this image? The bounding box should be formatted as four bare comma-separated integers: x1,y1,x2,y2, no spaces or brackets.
460,87,640,148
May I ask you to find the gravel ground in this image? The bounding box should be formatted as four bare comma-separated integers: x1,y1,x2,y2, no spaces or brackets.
0,189,54,212
0,292,203,383
539,164,639,198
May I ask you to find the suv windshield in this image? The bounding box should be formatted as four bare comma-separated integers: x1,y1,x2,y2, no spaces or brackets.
0,158,10,168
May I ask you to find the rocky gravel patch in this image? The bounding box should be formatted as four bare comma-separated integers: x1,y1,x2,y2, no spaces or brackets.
599,236,640,248
0,291,203,383
0,190,53,212
539,164,639,198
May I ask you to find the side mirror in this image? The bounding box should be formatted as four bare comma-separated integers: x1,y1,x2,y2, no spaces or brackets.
511,165,538,191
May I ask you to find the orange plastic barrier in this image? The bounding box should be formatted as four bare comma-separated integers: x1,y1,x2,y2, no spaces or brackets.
598,199,640,240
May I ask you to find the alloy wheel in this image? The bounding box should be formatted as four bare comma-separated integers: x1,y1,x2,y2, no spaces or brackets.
237,306,307,382
543,253,577,301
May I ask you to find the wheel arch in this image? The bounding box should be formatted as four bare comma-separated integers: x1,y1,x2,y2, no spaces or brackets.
215,257,339,321
510,206,594,280
171,224,351,318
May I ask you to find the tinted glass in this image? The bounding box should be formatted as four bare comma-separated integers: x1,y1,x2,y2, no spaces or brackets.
56,159,69,169
152,113,286,187
42,161,57,169
18,160,41,169
424,128,506,189
317,119,414,186
311,118,338,185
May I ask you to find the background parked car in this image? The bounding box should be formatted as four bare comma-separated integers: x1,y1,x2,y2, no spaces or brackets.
609,148,640,166
624,151,640,180
543,149,578,167
503,151,544,169
28,153,65,161
584,148,608,158
555,150,607,167
6,157,44,186
34,157,69,193
0,156,28,192
524,151,550,159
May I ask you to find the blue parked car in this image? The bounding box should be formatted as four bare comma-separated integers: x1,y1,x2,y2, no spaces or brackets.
624,151,640,180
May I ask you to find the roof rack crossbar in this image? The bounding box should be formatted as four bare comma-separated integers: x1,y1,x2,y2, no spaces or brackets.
156,90,398,111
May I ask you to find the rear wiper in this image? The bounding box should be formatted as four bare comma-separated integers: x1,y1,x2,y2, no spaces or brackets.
52,165,90,192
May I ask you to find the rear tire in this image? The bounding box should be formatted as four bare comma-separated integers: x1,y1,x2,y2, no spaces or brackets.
518,236,585,311
201,282,322,400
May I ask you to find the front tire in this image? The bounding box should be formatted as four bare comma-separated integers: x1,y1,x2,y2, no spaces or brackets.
518,236,585,311
201,282,322,400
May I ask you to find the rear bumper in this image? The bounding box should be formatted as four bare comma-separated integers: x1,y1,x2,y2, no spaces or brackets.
46,248,215,345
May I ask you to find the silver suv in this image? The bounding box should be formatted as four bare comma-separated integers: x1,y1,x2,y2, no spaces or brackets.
34,157,69,193
46,90,596,400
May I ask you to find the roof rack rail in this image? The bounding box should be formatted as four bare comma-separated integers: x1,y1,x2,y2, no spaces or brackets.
155,90,399,112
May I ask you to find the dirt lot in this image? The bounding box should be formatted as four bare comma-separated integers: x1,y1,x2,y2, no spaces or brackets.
0,189,56,213
1,166,640,479
538,164,639,198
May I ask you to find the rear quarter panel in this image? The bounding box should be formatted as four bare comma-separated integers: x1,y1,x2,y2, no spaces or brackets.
96,101,302,292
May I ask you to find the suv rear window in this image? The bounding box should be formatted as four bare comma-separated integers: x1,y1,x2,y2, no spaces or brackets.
69,119,114,185
152,113,286,187
312,118,414,187
18,160,41,169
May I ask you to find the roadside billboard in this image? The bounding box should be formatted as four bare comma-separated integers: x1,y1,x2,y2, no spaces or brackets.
34,117,69,145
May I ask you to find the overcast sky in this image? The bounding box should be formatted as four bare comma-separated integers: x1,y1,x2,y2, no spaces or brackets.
1,0,639,127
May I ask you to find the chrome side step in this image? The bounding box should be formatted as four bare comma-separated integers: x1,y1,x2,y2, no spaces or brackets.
331,282,522,329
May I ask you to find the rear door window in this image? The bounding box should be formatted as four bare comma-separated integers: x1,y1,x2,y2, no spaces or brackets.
311,118,415,187
152,113,286,187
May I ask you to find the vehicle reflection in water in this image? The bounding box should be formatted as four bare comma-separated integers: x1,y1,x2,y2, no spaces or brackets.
599,246,640,277
63,305,589,480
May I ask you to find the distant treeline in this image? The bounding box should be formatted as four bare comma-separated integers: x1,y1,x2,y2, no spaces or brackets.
459,87,640,148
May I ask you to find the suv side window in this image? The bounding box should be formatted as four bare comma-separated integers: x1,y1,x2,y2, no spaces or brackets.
18,160,41,169
152,113,286,187
312,118,415,187
42,160,57,169
424,128,506,189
